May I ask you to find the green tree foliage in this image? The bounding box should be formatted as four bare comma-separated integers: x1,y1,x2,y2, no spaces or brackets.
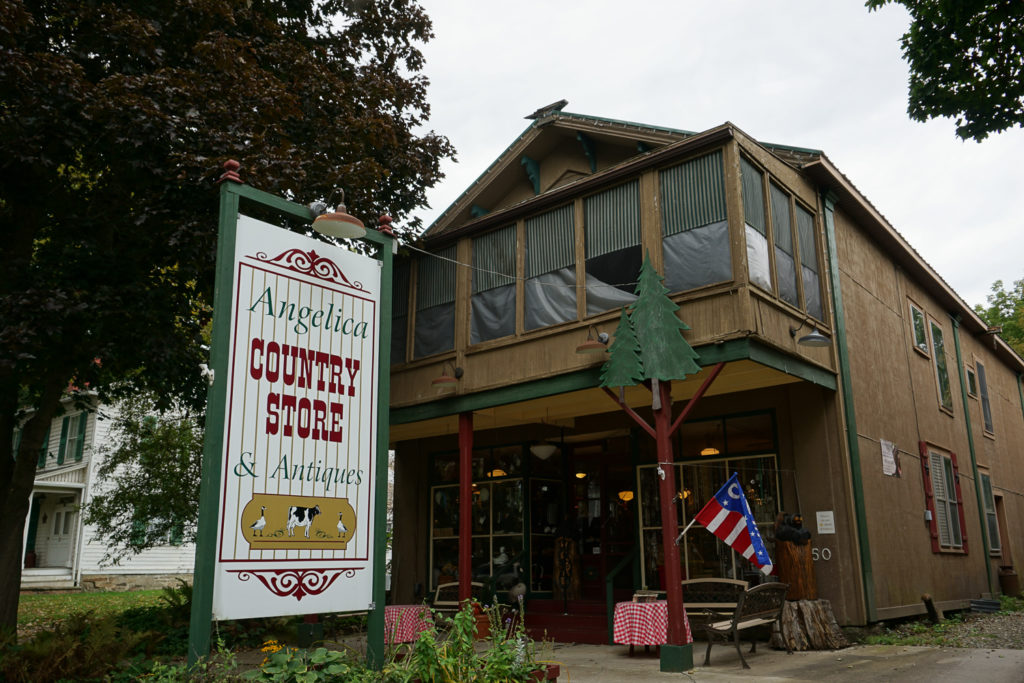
0,0,454,632
600,307,643,388
629,254,701,381
974,278,1024,356
867,0,1024,141
83,395,202,565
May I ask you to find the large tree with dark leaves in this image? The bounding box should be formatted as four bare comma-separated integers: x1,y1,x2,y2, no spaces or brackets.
867,0,1024,141
0,0,453,633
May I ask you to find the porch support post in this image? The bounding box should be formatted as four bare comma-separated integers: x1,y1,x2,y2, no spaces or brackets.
654,379,686,645
458,411,473,603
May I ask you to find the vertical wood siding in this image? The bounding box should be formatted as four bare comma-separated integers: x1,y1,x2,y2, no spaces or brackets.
525,205,575,277
416,245,457,310
472,224,517,293
584,181,641,259
660,150,727,236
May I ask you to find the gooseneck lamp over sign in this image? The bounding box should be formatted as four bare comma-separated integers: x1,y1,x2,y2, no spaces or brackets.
311,189,367,240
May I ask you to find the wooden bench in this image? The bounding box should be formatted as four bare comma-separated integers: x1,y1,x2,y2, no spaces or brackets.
703,582,790,669
431,580,487,614
680,577,748,633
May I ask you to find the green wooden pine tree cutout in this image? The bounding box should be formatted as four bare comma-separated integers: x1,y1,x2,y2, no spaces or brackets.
630,251,701,381
600,307,643,388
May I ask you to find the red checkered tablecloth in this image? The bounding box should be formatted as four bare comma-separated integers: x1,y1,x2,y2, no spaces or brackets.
384,604,432,644
613,600,692,646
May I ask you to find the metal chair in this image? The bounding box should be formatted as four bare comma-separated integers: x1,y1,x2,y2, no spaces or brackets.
703,582,790,669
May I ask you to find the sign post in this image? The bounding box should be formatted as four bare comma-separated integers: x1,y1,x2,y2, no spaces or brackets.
189,164,392,665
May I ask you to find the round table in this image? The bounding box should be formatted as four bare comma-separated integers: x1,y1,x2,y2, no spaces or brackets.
384,604,433,644
613,600,692,653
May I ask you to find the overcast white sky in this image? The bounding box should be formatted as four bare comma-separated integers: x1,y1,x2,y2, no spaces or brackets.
410,0,1023,309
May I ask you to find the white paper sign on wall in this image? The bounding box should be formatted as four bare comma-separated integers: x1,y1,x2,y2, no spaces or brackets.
816,511,836,535
212,215,380,620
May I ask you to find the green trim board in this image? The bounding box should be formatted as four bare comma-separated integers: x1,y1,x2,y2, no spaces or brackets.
952,318,993,593
822,191,876,622
391,337,836,426
1018,373,1024,422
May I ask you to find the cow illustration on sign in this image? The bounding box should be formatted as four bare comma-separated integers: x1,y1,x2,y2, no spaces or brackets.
287,504,321,538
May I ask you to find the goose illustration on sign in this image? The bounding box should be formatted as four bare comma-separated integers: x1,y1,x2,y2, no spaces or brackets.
241,495,355,550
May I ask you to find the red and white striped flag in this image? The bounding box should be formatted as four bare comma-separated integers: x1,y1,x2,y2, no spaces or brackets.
694,473,773,575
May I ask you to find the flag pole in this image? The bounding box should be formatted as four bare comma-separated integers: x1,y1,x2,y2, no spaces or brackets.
674,518,697,546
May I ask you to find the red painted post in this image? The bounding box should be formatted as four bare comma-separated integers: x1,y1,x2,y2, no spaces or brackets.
458,412,473,603
654,380,686,645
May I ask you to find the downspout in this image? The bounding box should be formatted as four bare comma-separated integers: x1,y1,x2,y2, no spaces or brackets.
951,317,993,594
821,192,876,622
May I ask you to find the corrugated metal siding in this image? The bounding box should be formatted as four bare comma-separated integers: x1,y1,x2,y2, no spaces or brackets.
526,205,575,277
796,206,817,271
770,183,793,254
416,245,457,310
741,158,766,234
660,151,727,236
392,259,410,318
473,224,517,293
584,181,640,259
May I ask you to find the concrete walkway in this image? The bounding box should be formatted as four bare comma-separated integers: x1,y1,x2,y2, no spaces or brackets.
543,642,1024,682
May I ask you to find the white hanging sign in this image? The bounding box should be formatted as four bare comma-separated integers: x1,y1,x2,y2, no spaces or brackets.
211,215,380,620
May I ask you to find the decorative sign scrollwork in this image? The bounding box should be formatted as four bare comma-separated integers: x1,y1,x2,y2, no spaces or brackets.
230,568,361,601
254,249,364,290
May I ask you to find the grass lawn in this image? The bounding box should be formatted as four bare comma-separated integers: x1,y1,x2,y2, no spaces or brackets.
17,589,163,638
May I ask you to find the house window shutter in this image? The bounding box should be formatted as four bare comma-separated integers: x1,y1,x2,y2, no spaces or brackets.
928,451,951,547
37,425,50,468
57,417,69,465
919,441,940,553
74,413,87,460
950,452,968,553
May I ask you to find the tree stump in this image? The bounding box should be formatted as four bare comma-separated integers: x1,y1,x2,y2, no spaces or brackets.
770,599,849,651
776,541,817,600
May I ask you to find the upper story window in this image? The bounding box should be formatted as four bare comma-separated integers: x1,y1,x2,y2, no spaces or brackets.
976,360,994,433
770,183,799,308
909,303,928,354
471,224,517,344
659,150,731,293
57,413,87,464
414,245,456,359
929,320,954,412
965,365,978,397
584,181,640,316
920,444,965,552
740,158,771,291
980,472,1001,554
391,259,410,364
795,205,823,320
525,205,577,330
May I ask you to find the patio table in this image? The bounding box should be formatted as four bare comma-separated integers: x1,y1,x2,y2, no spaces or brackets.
612,600,692,655
384,604,433,644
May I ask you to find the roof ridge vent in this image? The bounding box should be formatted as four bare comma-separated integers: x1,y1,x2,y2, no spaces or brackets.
525,99,568,120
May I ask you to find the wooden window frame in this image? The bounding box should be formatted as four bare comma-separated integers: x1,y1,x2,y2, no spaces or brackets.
928,319,954,414
979,472,1001,555
965,365,978,398
909,302,929,357
919,442,968,553
975,360,994,435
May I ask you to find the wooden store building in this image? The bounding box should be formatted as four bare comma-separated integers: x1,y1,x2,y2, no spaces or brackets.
386,101,1024,641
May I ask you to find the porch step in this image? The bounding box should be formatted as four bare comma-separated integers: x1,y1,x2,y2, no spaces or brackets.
524,600,609,645
21,569,75,591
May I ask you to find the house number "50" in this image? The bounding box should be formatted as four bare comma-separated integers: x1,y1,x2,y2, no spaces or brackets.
811,547,832,561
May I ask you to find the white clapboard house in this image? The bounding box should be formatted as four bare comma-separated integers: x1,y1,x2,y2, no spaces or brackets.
19,396,194,591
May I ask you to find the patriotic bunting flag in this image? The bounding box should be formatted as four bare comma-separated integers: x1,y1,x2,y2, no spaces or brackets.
694,472,773,575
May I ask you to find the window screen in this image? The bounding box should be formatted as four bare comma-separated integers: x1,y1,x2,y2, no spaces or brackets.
525,205,577,330
977,361,993,432
741,158,770,291
414,245,456,358
930,321,953,411
391,259,410,364
584,182,641,316
796,206,823,320
770,183,798,307
471,225,517,343
660,151,731,292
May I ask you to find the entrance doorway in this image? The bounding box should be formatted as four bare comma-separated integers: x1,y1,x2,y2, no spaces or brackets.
568,444,635,600
40,497,77,568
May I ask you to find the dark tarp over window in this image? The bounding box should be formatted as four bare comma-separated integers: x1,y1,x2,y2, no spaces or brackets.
584,181,640,316
770,183,798,307
414,245,456,358
525,204,577,330
741,158,771,291
472,224,517,344
660,150,731,292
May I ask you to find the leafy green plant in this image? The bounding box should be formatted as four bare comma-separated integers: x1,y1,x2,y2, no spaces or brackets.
999,595,1024,613
244,645,378,682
